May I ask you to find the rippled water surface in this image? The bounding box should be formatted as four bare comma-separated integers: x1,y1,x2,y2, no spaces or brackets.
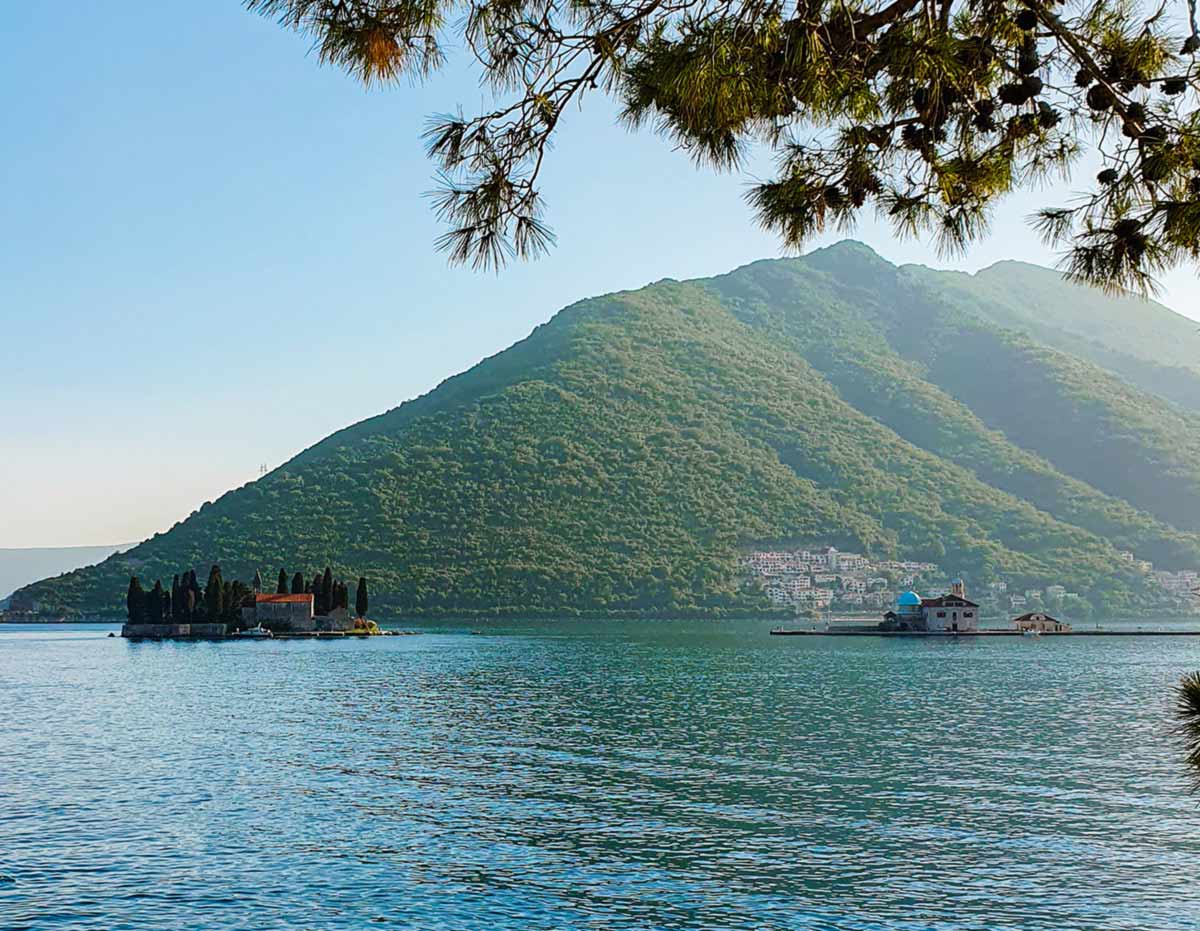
3,619,1200,930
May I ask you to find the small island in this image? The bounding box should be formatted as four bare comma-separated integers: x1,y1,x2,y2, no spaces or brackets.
121,566,382,639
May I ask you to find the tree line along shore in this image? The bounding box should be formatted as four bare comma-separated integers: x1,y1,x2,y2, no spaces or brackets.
125,565,369,629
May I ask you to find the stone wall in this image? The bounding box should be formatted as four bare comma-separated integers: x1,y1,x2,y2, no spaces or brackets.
121,622,229,639
316,610,355,632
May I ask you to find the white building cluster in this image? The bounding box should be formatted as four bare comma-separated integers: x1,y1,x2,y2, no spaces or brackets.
1153,570,1200,594
745,544,1200,615
743,547,939,612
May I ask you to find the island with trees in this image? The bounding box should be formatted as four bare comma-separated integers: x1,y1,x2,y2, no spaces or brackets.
121,565,382,639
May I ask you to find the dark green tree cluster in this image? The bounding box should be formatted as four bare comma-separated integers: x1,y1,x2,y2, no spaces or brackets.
126,565,254,628
252,0,1200,292
126,571,206,623
126,564,369,626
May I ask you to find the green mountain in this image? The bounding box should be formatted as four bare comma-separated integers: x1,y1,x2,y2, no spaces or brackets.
0,544,131,601
20,243,1200,617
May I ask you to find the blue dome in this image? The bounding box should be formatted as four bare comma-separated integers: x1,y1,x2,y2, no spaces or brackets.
897,591,922,607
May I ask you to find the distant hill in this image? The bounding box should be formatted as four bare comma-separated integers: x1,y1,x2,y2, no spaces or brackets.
1,545,132,603
17,243,1200,617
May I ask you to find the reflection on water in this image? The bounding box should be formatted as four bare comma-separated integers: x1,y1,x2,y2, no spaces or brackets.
1,619,1198,930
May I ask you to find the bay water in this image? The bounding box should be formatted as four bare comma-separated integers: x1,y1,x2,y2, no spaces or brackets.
2,619,1198,929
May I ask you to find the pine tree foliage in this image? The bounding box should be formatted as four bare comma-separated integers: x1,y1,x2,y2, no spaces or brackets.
1174,670,1200,789
251,0,1200,293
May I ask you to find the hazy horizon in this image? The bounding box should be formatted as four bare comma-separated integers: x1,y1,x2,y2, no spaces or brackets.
0,543,132,601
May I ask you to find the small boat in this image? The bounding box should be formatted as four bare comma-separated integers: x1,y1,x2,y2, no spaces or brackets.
1022,628,1041,638
237,626,273,639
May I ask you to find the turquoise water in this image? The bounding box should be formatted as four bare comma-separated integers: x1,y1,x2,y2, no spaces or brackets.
2,619,1199,930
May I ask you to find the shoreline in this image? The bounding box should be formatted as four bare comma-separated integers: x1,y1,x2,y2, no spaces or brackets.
771,626,1200,637
6,611,1200,625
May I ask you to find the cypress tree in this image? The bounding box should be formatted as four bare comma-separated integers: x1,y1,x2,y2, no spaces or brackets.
126,577,145,623
171,574,182,617
355,577,368,618
321,567,334,615
338,582,349,611
189,570,203,619
292,572,305,595
149,581,165,624
186,588,196,619
206,565,224,622
253,569,263,593
277,569,289,594
162,583,173,622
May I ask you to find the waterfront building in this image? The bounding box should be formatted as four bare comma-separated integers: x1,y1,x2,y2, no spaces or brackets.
1013,612,1071,633
246,593,315,629
881,581,979,632
881,590,924,630
241,592,357,632
920,594,979,632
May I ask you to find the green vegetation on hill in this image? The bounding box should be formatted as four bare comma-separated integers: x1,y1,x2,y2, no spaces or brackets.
19,243,1200,617
705,248,1200,568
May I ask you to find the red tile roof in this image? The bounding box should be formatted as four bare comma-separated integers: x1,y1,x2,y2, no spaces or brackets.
255,593,313,604
920,594,979,608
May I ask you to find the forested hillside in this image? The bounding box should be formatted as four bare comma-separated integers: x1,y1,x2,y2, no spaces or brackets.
20,243,1200,617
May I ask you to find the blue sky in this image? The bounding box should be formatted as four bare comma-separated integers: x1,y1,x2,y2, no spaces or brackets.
2,2,1196,548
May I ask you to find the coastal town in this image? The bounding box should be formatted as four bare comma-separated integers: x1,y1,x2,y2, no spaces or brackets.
742,545,1200,618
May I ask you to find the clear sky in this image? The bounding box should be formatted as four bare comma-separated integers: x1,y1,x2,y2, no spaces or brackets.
2,2,1196,548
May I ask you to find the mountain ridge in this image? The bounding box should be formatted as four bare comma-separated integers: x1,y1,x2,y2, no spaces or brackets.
18,242,1200,617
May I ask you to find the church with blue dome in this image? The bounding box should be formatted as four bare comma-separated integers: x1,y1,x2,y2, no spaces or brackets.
881,580,979,633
